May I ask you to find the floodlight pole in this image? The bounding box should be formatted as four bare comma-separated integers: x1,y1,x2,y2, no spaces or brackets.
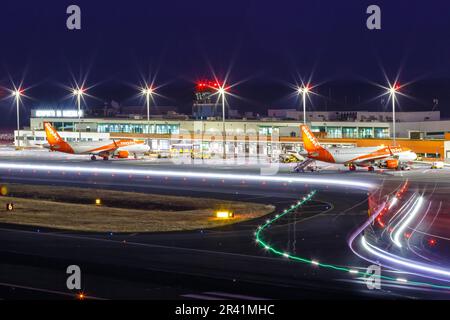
16,94,20,148
222,92,226,160
146,91,151,137
392,93,396,146
302,90,307,125
77,93,82,141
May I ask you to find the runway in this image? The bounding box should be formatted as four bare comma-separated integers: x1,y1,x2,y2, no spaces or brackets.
1,150,450,299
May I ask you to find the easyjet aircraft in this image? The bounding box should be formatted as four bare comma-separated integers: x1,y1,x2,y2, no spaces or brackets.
43,122,150,160
300,125,417,171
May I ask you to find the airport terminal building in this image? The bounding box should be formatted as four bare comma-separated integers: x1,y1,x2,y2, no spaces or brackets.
14,108,450,161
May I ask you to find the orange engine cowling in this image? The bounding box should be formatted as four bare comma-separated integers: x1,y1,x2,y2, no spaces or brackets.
117,150,129,158
385,159,399,169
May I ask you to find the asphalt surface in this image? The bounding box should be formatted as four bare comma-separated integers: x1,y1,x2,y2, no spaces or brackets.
0,150,449,300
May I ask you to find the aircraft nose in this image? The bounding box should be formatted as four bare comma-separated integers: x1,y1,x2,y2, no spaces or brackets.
142,144,150,152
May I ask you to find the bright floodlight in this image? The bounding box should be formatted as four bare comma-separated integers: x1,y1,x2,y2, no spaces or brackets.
142,87,153,96
218,87,226,96
389,83,400,95
73,88,85,96
297,85,310,94
12,89,23,97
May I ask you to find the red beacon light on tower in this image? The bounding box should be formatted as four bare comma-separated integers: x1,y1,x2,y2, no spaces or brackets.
196,80,222,92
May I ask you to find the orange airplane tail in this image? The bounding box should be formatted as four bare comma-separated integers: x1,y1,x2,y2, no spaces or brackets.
300,125,323,153
44,122,63,145
300,125,336,163
44,122,73,153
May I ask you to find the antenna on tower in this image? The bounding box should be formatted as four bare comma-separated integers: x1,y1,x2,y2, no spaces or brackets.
431,98,439,111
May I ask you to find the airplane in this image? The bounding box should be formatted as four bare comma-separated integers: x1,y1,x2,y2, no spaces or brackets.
43,122,150,160
300,125,417,171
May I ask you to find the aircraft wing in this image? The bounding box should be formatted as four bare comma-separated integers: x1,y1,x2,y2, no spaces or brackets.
351,154,391,165
83,142,119,155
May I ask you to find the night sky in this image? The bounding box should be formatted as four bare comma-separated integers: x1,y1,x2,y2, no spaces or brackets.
1,1,450,128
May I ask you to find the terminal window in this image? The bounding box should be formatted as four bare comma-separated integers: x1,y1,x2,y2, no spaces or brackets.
98,123,179,134
342,127,358,138
259,127,273,136
374,127,389,138
358,127,374,138
426,153,441,158
326,127,342,138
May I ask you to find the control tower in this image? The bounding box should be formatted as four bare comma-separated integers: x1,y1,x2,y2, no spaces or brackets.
192,80,227,119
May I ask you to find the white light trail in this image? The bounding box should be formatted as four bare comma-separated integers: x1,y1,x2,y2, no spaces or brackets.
361,236,450,279
0,162,375,190
392,196,423,247
388,193,417,224
388,197,398,210
384,193,417,239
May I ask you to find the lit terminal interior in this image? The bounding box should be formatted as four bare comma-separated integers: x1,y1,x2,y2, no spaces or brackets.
14,111,450,161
